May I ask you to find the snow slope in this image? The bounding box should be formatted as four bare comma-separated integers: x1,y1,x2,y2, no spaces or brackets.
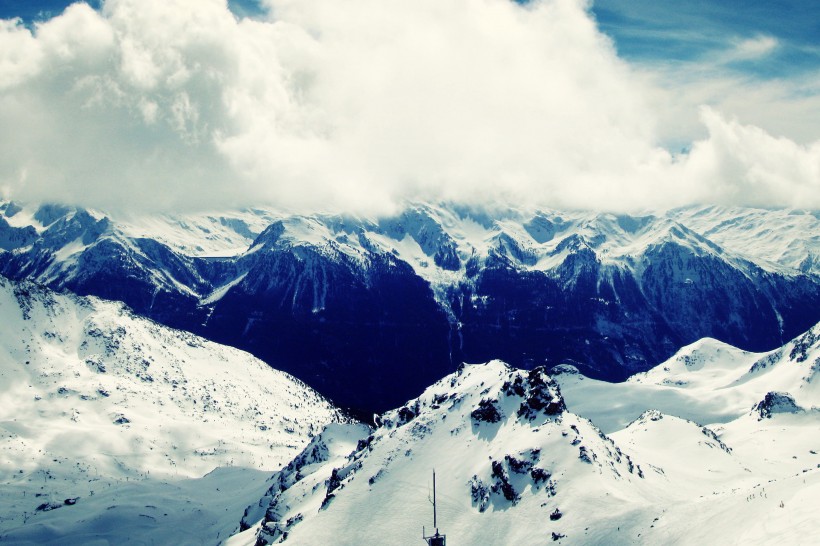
556,323,820,433
672,205,820,276
0,275,346,544
555,325,820,544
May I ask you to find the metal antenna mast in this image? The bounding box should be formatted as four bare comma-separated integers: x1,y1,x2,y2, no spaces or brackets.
423,470,446,546
433,470,437,531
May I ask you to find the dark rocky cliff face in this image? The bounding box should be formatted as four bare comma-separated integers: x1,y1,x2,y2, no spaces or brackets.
198,244,453,415
2,202,819,414
448,260,679,380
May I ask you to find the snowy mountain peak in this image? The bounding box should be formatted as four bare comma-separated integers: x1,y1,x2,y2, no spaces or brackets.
377,361,567,431
231,361,644,545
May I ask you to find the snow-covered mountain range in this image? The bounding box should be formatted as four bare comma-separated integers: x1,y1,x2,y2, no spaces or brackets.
229,323,820,546
2,200,819,415
1,267,817,544
0,275,346,544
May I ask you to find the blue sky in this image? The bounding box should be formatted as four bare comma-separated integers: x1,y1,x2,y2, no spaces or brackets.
0,0,100,21
593,0,820,79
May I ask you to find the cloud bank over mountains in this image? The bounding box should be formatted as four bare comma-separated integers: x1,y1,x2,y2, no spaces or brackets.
0,0,818,213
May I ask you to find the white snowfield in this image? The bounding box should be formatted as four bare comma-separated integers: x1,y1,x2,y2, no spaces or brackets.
0,276,346,545
232,327,820,546
556,324,820,433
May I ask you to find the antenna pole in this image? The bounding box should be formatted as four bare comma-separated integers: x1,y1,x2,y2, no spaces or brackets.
424,470,445,545
433,470,437,532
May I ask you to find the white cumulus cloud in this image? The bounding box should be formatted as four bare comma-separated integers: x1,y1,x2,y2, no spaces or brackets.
0,0,818,213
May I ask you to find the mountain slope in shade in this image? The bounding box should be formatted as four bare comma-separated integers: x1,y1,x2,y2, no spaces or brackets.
0,275,346,545
2,200,819,415
231,326,820,546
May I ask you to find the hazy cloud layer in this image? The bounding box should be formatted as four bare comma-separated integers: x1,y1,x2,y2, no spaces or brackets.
0,0,818,213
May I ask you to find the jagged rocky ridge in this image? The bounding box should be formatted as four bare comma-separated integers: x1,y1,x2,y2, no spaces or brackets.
232,361,646,545
1,201,819,414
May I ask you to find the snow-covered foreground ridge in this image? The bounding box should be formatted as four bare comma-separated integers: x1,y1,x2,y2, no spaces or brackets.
232,327,820,546
0,275,346,544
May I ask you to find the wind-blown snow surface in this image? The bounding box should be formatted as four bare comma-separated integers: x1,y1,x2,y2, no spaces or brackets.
0,276,345,544
230,328,820,545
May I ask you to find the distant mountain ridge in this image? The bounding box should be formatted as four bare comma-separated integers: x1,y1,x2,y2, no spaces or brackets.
1,200,819,414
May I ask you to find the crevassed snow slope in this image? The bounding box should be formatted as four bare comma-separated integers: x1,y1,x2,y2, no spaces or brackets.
0,275,345,545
